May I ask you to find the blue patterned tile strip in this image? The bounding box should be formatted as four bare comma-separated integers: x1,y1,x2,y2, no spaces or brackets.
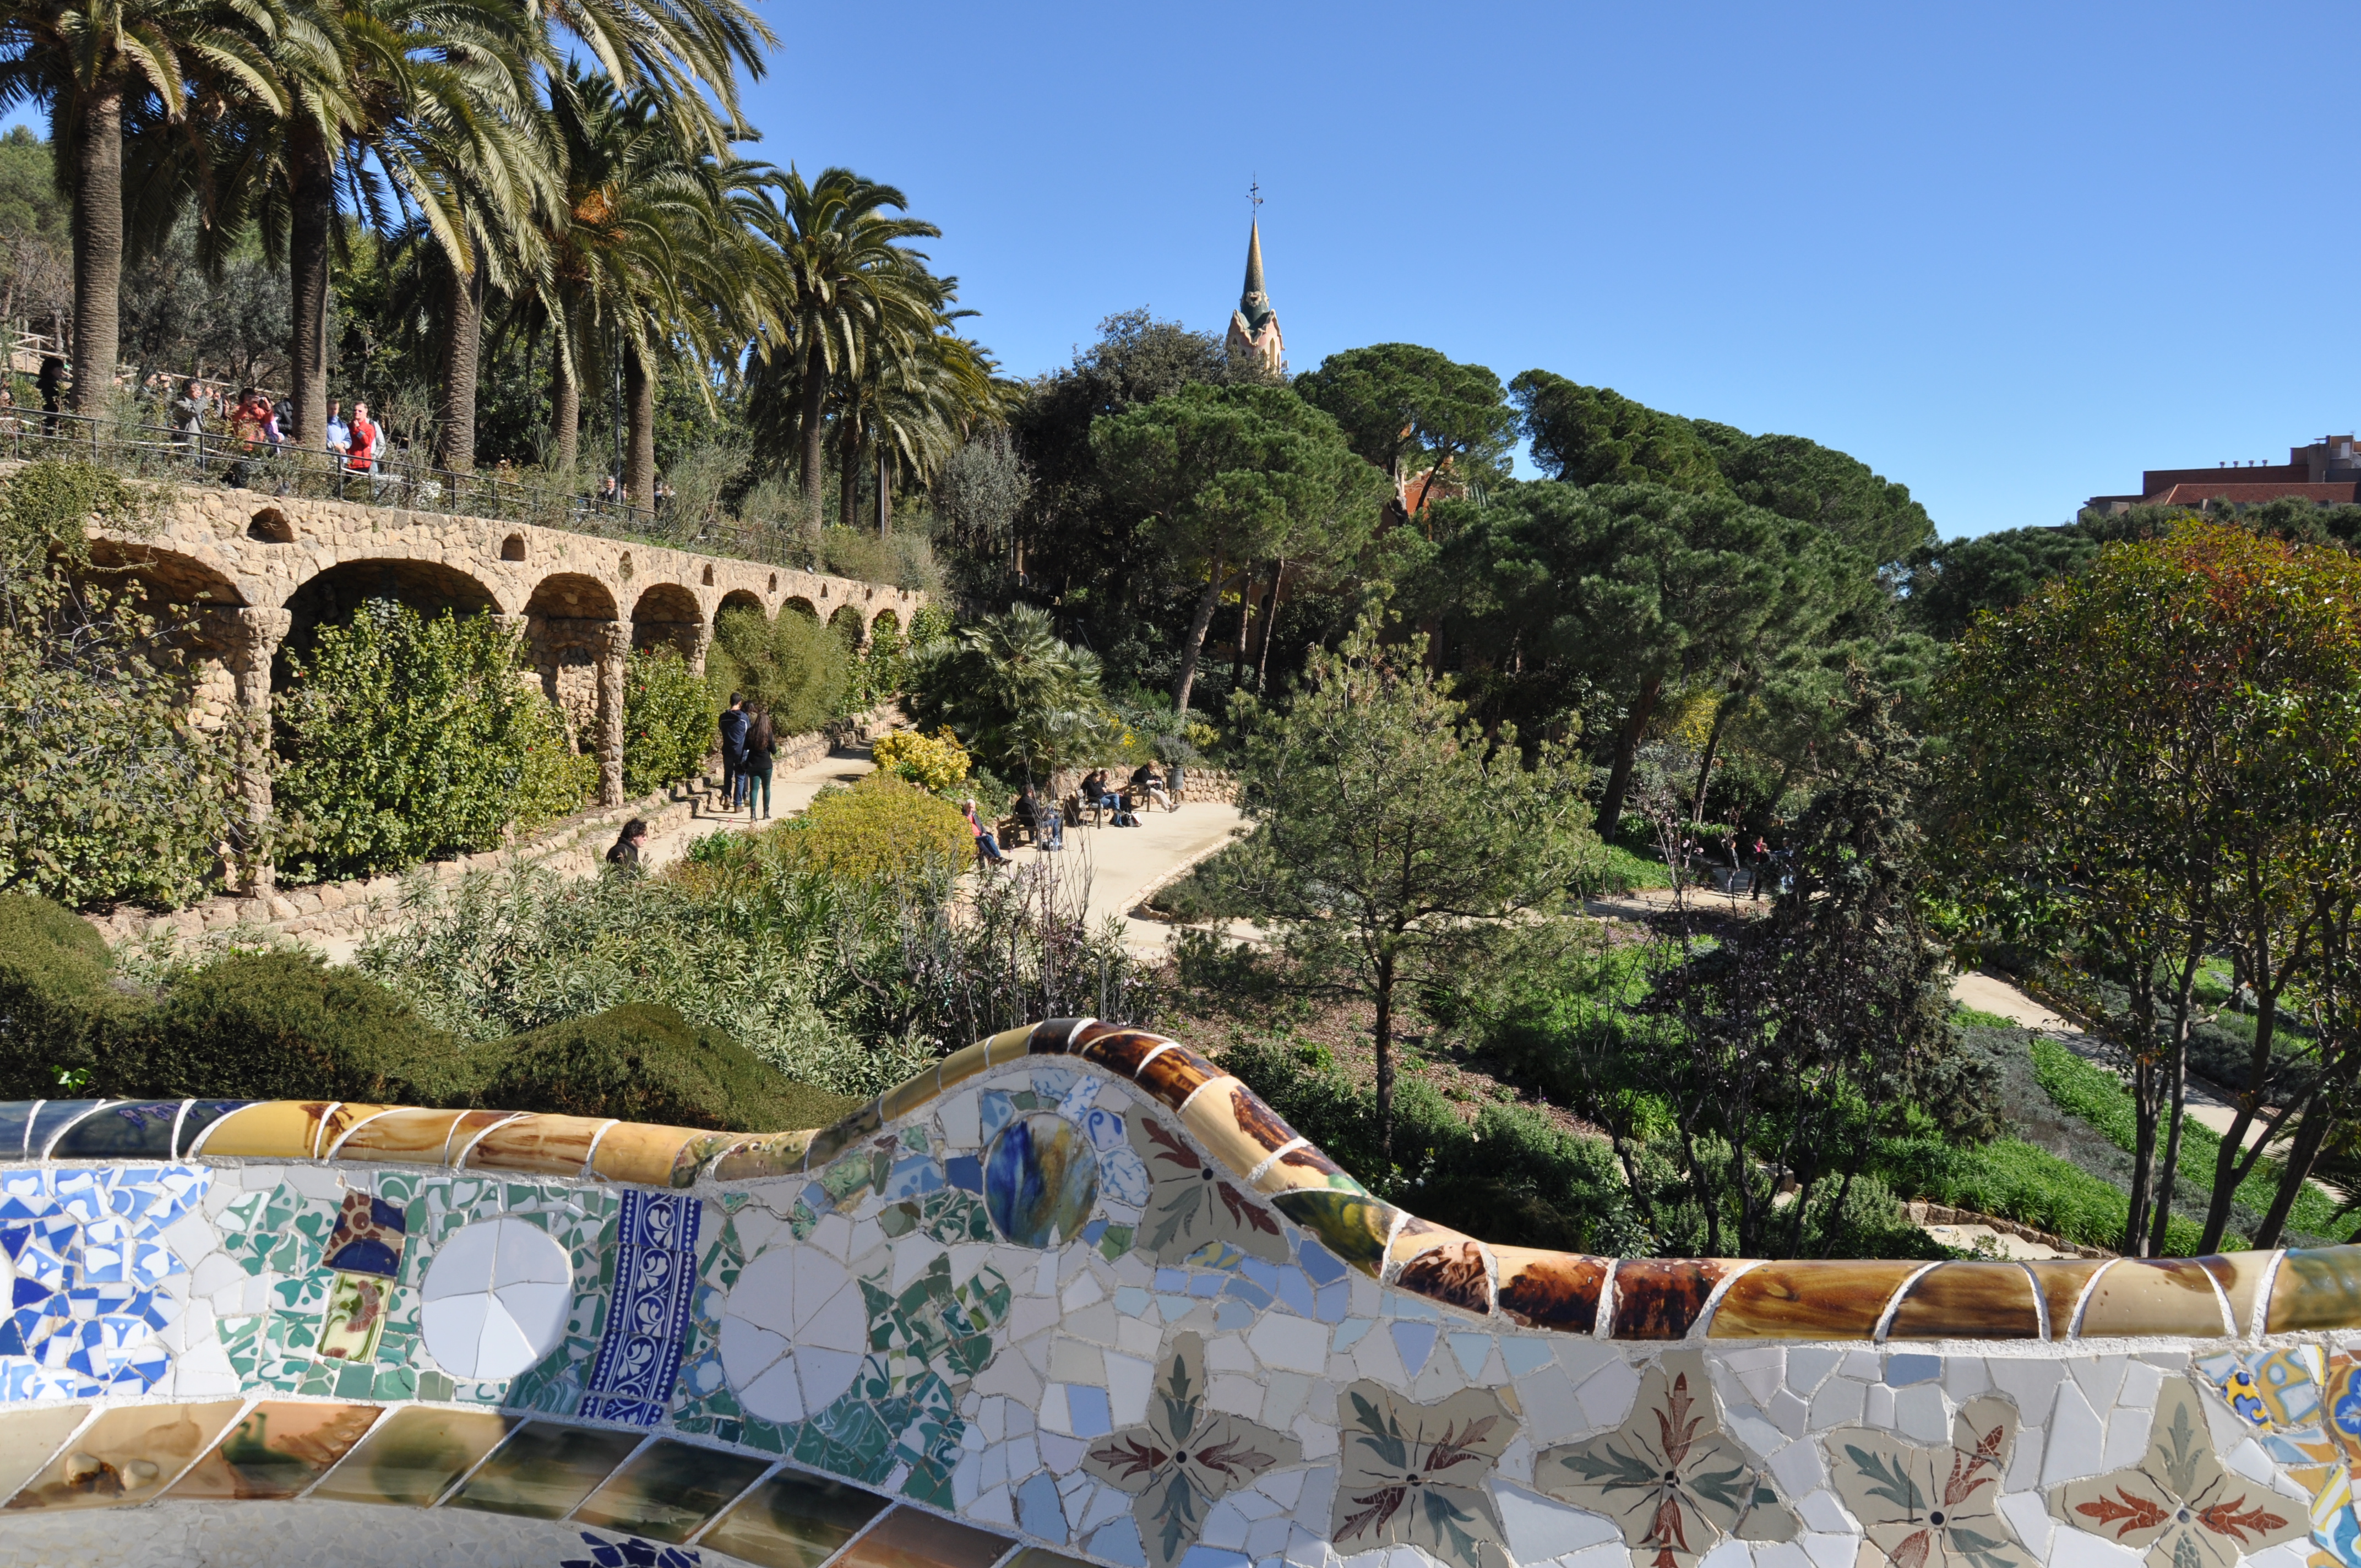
577,1190,703,1426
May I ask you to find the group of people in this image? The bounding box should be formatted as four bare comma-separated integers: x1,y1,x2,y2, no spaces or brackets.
155,382,386,489
717,694,777,819
964,761,1185,869
1676,829,1788,900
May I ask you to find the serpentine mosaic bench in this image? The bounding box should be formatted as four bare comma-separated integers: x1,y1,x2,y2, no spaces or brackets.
3,1020,2360,1568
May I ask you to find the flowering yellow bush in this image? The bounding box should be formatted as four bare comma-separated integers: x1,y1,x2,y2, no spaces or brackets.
871,727,972,794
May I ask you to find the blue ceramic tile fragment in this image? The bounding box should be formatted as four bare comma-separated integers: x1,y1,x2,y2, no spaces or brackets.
1090,1518,1149,1567
1154,1269,1190,1293
1181,1548,1252,1568
25,1101,107,1158
1501,1338,1556,1377
54,1101,182,1159
1314,1283,1350,1324
1390,1320,1438,1376
1274,1270,1315,1318
1448,1333,1492,1379
0,1104,41,1160
1297,1240,1347,1285
946,1156,983,1194
1212,1299,1256,1332
1065,1384,1111,1437
1885,1353,1942,1386
1016,1471,1068,1537
1188,1275,1222,1299
1222,1278,1272,1310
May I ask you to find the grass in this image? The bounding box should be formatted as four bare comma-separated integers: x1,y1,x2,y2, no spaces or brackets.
1573,841,1674,896
1876,1133,2212,1254
2028,1037,2352,1244
1952,1006,2017,1030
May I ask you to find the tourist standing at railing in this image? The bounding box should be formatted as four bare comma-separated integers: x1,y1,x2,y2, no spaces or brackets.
324,401,349,465
171,380,205,460
35,356,61,437
346,403,382,500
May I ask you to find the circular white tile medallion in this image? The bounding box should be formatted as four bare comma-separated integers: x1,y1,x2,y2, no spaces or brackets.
420,1216,573,1381
717,1248,866,1423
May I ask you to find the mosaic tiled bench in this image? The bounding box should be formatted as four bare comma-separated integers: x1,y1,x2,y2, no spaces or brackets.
2,1020,2359,1568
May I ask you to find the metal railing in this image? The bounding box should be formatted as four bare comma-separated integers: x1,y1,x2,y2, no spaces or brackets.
0,407,833,571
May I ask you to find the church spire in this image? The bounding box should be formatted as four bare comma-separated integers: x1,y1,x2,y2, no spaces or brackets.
1226,192,1283,376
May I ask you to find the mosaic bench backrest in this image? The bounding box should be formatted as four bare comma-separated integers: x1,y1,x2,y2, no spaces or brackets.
2,1018,2360,1568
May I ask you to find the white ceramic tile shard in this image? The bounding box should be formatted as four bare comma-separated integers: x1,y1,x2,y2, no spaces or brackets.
716,1244,866,1419
416,1213,574,1380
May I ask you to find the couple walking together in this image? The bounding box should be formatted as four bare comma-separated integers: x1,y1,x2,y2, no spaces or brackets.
718,695,777,818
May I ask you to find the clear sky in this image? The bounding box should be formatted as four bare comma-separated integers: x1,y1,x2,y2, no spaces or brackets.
734,1,2360,539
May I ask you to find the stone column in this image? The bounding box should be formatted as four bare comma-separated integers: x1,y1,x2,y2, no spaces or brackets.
687,622,711,676
595,620,629,806
203,606,292,894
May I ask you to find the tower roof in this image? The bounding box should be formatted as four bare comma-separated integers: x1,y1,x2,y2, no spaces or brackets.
1237,219,1274,331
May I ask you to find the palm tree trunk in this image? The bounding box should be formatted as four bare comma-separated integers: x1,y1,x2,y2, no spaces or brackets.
622,339,655,511
286,117,334,451
434,248,483,472
797,336,828,534
550,305,580,473
877,450,891,536
839,420,859,533
68,80,125,416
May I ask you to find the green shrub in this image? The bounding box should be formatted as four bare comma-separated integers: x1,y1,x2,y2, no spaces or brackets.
1875,1132,2215,1254
139,949,477,1104
0,893,138,1093
791,774,973,881
274,602,558,882
706,604,849,737
0,461,237,910
512,698,599,833
481,1001,860,1131
623,647,718,796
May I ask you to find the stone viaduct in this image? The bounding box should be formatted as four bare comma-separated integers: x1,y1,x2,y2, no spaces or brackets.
85,482,927,890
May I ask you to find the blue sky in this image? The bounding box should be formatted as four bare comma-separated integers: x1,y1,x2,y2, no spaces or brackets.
733,1,2360,538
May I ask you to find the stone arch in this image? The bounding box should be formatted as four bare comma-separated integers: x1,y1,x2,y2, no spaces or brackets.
501,533,526,562
780,596,819,623
714,589,765,627
83,540,247,609
523,573,619,621
828,603,867,650
630,582,703,661
868,607,901,643
280,557,503,687
246,507,295,544
700,564,714,585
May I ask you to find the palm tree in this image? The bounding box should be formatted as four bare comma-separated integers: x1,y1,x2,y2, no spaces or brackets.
748,167,939,531
838,315,1003,536
0,0,282,412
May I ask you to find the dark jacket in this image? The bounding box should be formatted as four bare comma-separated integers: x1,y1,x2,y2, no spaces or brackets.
743,714,776,770
719,706,750,762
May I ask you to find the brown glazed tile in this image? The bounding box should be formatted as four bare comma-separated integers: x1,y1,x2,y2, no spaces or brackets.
878,1069,940,1126
442,1110,532,1167
1494,1249,1609,1332
1026,1017,1094,1054
2202,1250,2278,1337
166,1402,380,1500
1609,1259,1739,1340
1069,1020,1122,1059
2075,1258,2233,1337
464,1114,613,1175
801,1101,884,1170
981,1026,1036,1067
0,1406,90,1504
1394,1234,1494,1316
1133,1042,1221,1113
1075,1028,1176,1079
1883,1261,2041,1340
709,1131,818,1184
194,1101,335,1159
2266,1246,2361,1333
7,1401,244,1512
590,1122,734,1188
934,1043,991,1092
1252,1141,1367,1198
1178,1078,1291,1184
2024,1259,2110,1338
333,1108,476,1166
314,1103,395,1157
1709,1260,1919,1340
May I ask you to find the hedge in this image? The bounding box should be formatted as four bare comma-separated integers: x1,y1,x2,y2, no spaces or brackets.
0,894,856,1132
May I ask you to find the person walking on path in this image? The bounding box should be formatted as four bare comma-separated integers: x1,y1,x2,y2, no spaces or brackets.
605,818,649,874
718,694,748,808
964,797,1009,868
741,705,775,820
1750,835,1769,901
35,355,62,437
